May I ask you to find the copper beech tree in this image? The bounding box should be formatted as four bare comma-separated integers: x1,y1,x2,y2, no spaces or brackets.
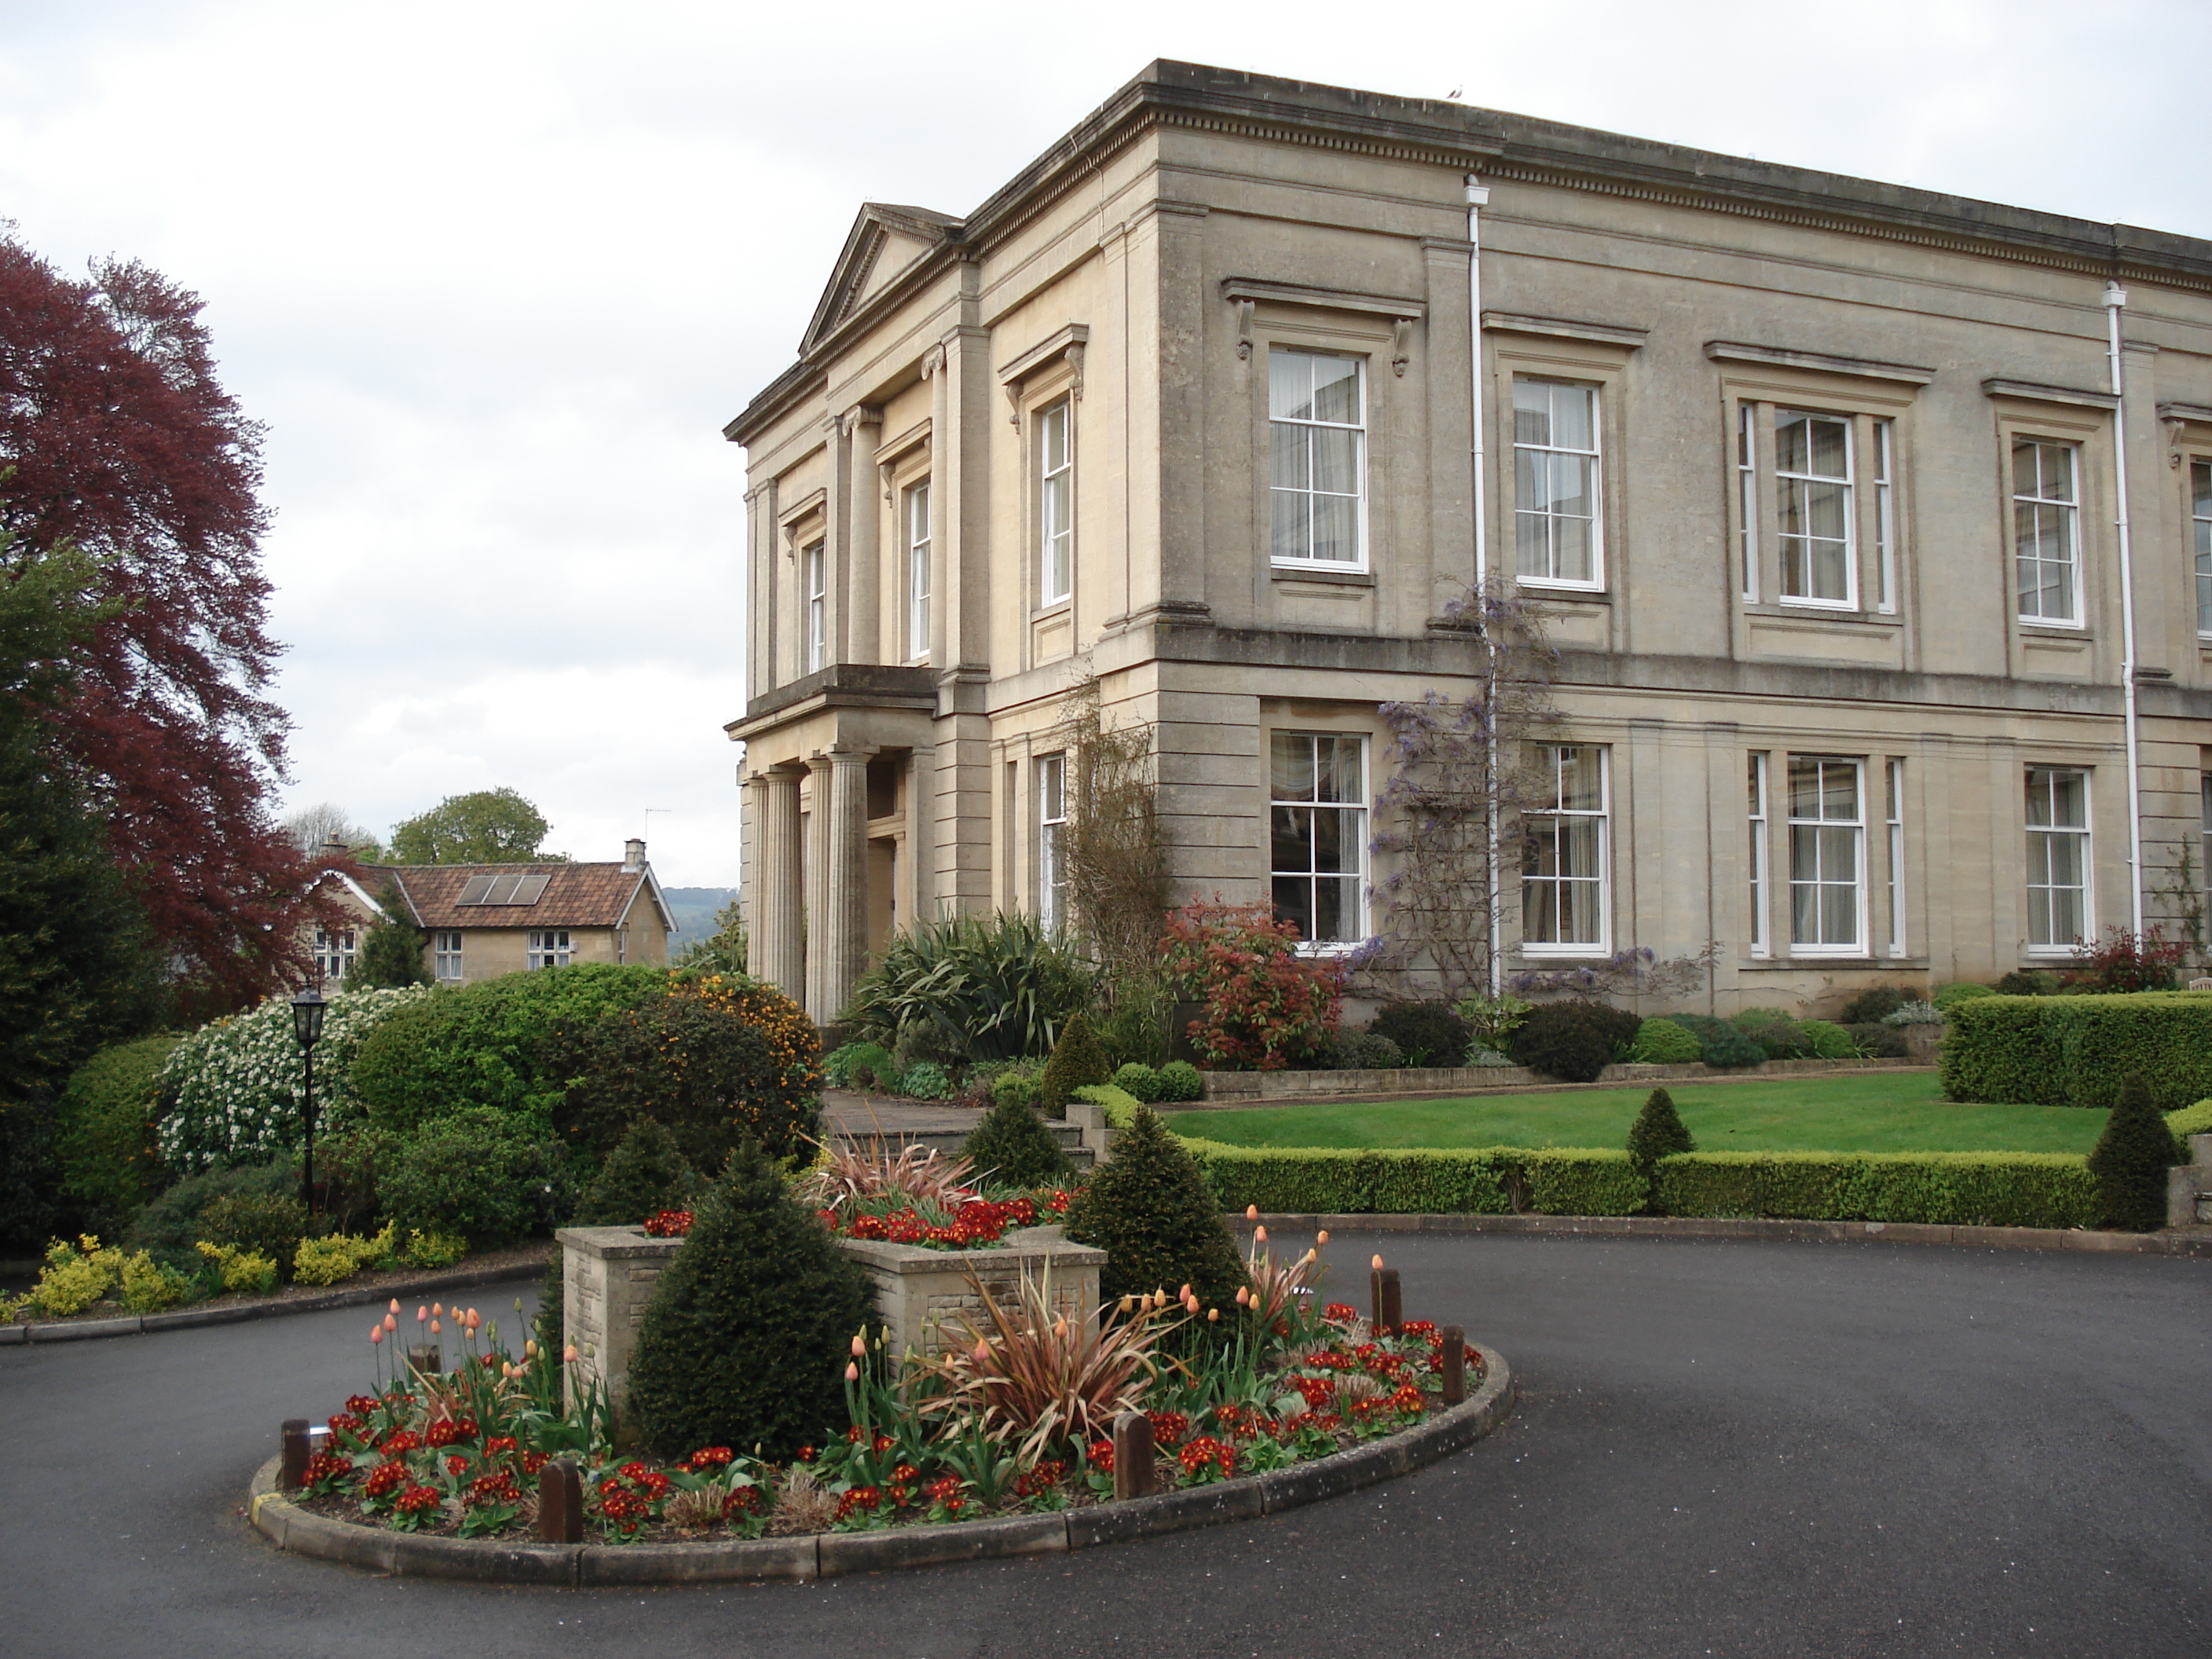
0,234,322,1006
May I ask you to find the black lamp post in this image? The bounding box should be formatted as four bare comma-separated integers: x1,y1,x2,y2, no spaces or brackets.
291,986,327,1212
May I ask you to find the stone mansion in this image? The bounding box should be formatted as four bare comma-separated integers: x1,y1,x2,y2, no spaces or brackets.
725,61,2212,1023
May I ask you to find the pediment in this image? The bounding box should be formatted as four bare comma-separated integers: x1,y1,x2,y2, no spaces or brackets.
800,203,962,357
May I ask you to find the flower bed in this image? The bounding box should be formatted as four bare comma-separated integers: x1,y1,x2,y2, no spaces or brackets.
820,1191,1071,1251
284,1240,1482,1551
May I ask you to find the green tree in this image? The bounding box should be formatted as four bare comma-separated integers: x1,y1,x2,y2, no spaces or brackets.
671,897,748,975
625,1138,873,1459
1063,1104,1245,1314
350,880,430,987
1038,1009,1111,1120
961,1089,1075,1189
387,787,566,865
2087,1071,2177,1232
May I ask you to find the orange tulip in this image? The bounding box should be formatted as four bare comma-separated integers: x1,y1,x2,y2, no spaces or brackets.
1245,1204,1258,1220
370,1325,383,1345
430,1319,441,1335
1317,1229,1330,1245
416,1306,427,1322
432,1303,442,1317
1207,1308,1219,1322
851,1334,866,1358
563,1344,578,1364
1254,1226,1268,1244
844,1362,859,1382
388,1298,400,1313
383,1313,397,1332
1371,1254,1384,1271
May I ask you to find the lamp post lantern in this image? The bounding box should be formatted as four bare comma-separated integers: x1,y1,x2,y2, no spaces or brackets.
291,985,327,1213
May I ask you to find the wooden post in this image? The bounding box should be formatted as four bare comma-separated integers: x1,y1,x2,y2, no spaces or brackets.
1111,1411,1155,1502
1439,1325,1467,1405
406,1342,441,1379
1370,1266,1401,1333
280,1419,311,1489
538,1458,584,1543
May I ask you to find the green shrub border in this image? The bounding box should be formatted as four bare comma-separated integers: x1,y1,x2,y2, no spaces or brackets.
1941,991,2212,1108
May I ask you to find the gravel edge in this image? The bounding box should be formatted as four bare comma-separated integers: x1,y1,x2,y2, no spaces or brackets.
244,1348,1516,1584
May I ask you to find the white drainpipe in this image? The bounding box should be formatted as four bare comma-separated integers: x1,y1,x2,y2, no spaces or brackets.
2105,281,2146,936
1467,174,1503,994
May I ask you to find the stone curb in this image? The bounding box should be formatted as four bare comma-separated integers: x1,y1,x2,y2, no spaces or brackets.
3,1259,551,1348
243,1348,1515,1584
1225,1211,2212,1256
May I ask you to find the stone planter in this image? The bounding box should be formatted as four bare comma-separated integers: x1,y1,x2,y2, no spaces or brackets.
557,1224,1105,1415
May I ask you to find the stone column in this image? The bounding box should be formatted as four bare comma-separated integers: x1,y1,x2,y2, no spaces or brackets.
820,747,872,1024
748,771,804,999
844,406,882,663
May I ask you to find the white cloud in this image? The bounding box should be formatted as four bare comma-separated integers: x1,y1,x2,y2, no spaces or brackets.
2,0,2204,885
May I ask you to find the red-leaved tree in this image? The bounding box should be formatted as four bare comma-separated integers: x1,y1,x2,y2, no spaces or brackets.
0,234,319,1006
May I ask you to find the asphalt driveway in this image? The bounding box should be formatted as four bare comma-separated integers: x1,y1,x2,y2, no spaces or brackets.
3,1232,2207,1658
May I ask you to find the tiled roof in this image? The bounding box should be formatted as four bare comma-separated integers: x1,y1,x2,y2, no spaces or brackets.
369,862,659,932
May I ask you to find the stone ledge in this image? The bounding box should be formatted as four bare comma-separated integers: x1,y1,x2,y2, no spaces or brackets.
1227,1211,2212,1256
243,1350,1515,1584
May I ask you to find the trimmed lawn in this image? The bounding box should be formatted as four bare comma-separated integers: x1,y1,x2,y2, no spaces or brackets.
1164,1072,2108,1155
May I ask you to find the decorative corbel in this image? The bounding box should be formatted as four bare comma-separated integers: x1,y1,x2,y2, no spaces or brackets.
2166,417,2188,470
1234,297,1254,361
881,461,896,506
921,343,945,380
1392,316,1415,378
1005,381,1024,427
1067,341,1086,402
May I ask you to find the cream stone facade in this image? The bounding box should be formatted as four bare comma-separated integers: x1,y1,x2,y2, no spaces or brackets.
725,62,2212,1022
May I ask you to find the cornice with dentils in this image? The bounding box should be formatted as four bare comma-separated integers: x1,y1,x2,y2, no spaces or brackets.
725,61,2212,448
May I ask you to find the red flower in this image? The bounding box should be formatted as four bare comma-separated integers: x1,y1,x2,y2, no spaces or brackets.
379,1429,423,1454
445,1454,470,1478
1177,1436,1236,1479
300,1451,352,1487
485,1436,519,1457
1013,1459,1067,1498
643,1210,694,1238
1086,1441,1114,1472
522,1450,550,1476
1322,1303,1359,1325
834,1486,882,1522
1146,1411,1189,1447
364,1460,408,1499
343,1394,379,1416
687,1446,735,1470
394,1483,441,1517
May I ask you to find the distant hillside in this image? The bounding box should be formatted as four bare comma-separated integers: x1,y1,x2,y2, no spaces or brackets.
661,886,737,939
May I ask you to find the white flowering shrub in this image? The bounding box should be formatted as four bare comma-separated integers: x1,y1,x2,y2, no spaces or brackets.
157,986,434,1174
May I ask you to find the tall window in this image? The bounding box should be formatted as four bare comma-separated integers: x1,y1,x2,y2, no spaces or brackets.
434,930,463,981
1513,379,1600,587
804,542,826,672
1738,404,1760,601
2202,771,2212,911
2025,767,2089,951
1038,401,1072,604
2192,460,2211,636
313,928,356,984
1788,757,1863,954
1522,745,1609,952
527,929,573,971
1269,350,1365,567
2014,440,2080,624
1873,422,1896,614
1747,753,1770,957
1036,754,1067,932
1885,760,1906,958
1270,733,1366,943
1776,410,1854,606
904,480,932,660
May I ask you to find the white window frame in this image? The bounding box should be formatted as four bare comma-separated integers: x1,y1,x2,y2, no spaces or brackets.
313,928,357,984
1748,752,1771,958
1037,401,1072,606
1874,422,1897,616
2013,439,2083,627
434,930,463,981
2192,459,2211,638
904,479,932,661
1521,744,1611,957
1511,377,1603,590
2202,771,2212,914
1884,759,1906,958
1774,408,1857,610
1268,732,1368,948
1738,403,1760,602
1267,349,1368,571
1786,756,1866,958
1035,753,1067,932
2025,767,2091,955
804,542,826,672
527,928,573,971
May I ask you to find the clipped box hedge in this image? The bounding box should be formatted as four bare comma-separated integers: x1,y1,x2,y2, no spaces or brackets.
1652,1151,2097,1229
1940,991,2212,1108
1177,1140,1645,1218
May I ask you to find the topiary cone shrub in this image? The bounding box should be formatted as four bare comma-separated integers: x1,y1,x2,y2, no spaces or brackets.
961,1090,1074,1189
576,1119,701,1226
1627,1088,1696,1212
625,1138,874,1459
1063,1104,1244,1313
1038,1010,1111,1121
2086,1071,2178,1232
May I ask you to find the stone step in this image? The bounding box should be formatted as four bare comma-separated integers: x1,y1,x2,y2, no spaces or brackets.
832,1123,1093,1168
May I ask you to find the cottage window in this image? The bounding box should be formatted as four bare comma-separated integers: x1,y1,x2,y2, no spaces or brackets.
527,928,573,970
1036,753,1067,932
434,930,463,981
313,928,357,984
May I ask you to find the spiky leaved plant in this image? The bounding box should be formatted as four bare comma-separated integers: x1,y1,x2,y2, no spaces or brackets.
790,1141,976,1215
2087,1071,2178,1232
625,1139,873,1459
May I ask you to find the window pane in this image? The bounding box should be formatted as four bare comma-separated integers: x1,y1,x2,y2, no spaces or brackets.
1559,817,1601,880
1513,383,1551,446
1312,496,1359,562
1313,875,1354,943
1272,804,1313,873
1272,734,1314,801
1555,514,1593,584
2050,771,2085,828
1551,385,1595,451
1317,737,1360,802
1272,422,1307,491
1311,357,1361,425
1271,490,1309,563
1269,351,1311,421
1808,416,1848,477
1789,760,1823,819
1822,881,1856,943
1042,405,1067,472
1806,480,1848,540
1273,875,1313,939
1312,807,1350,873
1558,746,1602,811
1312,427,1360,495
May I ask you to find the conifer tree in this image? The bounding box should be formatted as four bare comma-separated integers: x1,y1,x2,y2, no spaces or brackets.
1626,1086,1697,1214
576,1119,701,1225
1064,1104,1244,1312
961,1090,1074,1190
626,1138,873,1458
350,881,430,988
1038,1009,1111,1120
2087,1071,2177,1233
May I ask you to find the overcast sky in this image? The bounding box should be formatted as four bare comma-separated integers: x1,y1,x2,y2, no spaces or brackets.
2,0,2206,889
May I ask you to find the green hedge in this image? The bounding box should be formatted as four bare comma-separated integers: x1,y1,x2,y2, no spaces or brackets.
1653,1151,2097,1229
1940,992,2212,1108
1178,1139,1644,1218
2166,1099,2212,1159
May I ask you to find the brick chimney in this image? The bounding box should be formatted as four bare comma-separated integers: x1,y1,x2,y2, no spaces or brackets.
624,838,646,873
319,835,349,863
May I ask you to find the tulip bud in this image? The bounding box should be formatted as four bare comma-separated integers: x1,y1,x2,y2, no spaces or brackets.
1254,1226,1268,1244
844,1362,859,1382
1317,1230,1330,1245
1207,1308,1220,1322
416,1306,427,1322
851,1334,867,1358
514,1297,523,1314
1178,1284,1191,1301
467,1307,479,1326
1118,1295,1133,1315
389,1298,401,1313
973,1339,990,1363
430,1319,441,1335
1235,1287,1249,1306
524,1339,537,1359
370,1325,383,1345
1053,1315,1068,1339
383,1313,397,1331
1371,1254,1384,1271
432,1303,442,1317
564,1344,578,1364
1300,1248,1317,1265
1245,1204,1258,1221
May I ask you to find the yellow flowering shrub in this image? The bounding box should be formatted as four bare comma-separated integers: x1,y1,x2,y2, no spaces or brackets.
399,1229,467,1269
291,1222,396,1286
119,1251,192,1313
23,1236,123,1317
195,1240,279,1295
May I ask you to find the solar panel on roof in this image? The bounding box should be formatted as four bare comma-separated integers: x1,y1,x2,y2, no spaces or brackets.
456,874,498,905
512,873,550,904
482,873,523,903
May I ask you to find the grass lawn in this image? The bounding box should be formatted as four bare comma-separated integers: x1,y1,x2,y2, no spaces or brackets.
1165,1071,2108,1155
